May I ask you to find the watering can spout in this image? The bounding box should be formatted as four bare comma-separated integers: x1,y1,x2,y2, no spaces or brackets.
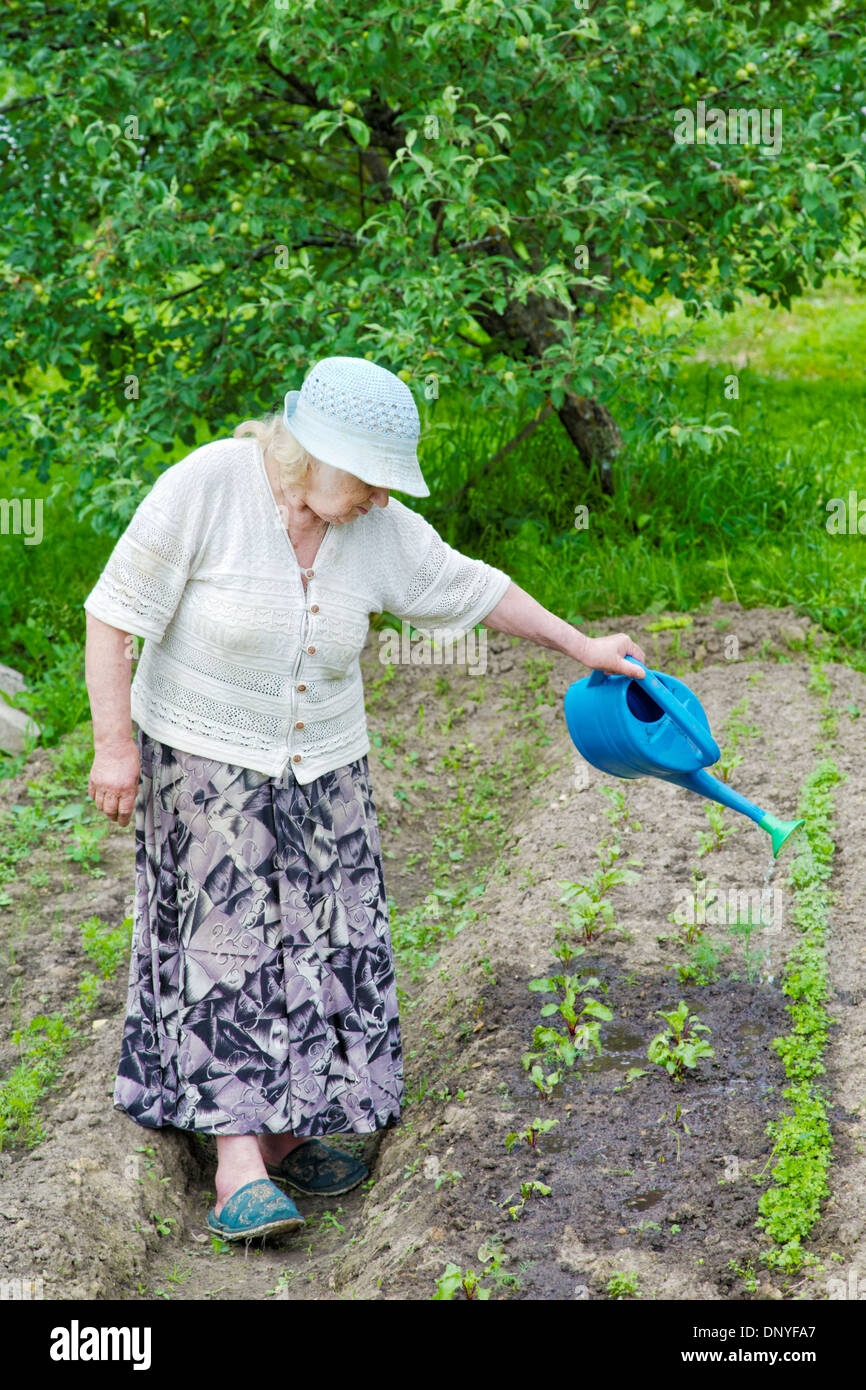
759,813,807,859
673,770,805,858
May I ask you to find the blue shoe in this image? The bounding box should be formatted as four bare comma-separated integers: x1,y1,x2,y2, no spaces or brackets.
206,1178,306,1241
265,1138,368,1196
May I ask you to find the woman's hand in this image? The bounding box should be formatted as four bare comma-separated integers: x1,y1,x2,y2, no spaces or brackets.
88,738,141,826
580,633,647,678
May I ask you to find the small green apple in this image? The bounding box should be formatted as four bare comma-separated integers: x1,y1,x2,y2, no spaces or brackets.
153,96,166,110
515,35,530,52
669,424,681,437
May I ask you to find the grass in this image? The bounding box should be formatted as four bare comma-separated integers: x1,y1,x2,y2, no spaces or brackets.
0,724,114,899
0,914,133,1150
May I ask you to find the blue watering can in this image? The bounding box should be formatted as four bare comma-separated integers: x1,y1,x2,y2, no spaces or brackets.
563,657,804,858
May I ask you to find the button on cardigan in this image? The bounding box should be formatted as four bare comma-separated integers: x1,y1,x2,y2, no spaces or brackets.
82,437,512,782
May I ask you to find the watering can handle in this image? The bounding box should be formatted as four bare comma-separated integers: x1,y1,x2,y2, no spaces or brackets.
623,655,720,764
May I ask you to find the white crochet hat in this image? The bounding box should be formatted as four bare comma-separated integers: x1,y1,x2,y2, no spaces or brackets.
283,356,430,498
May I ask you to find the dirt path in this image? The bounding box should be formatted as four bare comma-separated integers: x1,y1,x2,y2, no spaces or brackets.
1,603,862,1301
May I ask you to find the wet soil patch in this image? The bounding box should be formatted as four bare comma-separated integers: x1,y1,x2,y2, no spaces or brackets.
431,956,803,1300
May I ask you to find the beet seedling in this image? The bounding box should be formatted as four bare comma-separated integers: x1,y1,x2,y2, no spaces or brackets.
503,1179,552,1221
697,802,735,856
527,970,613,1065
432,1264,491,1300
524,1061,562,1101
647,1000,715,1081
557,863,638,943
505,1118,559,1154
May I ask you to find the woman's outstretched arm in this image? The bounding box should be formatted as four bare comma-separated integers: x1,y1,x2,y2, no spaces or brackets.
481,580,647,677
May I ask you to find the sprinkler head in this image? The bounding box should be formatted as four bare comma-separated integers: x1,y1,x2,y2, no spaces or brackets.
759,813,806,859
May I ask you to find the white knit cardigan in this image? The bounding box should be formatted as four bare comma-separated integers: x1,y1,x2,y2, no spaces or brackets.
82,436,512,782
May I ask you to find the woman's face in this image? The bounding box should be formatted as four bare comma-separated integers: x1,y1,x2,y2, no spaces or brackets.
303,460,389,524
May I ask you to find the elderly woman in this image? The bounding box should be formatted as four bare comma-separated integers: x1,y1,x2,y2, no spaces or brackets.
83,355,645,1241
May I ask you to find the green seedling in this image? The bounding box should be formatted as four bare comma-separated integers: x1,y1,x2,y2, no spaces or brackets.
557,862,639,943
756,759,839,1273
613,1067,648,1093
727,914,766,984
433,1170,464,1190
697,802,735,856
432,1264,491,1300
607,1270,641,1299
526,970,612,1065
673,935,729,986
550,935,584,969
525,1063,562,1101
505,1118,559,1153
729,1258,760,1294
477,1237,522,1293
504,1179,552,1221
647,1000,715,1081
658,1101,691,1161
645,615,693,632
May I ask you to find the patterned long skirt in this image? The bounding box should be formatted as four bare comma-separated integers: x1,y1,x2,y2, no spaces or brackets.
112,729,405,1136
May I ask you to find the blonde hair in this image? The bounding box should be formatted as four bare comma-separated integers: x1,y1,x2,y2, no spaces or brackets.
233,412,314,486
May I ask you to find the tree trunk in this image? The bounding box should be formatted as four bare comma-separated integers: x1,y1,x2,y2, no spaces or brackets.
468,228,621,493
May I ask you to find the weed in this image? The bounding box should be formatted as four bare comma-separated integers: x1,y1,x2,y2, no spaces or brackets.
729,1258,760,1294
673,935,729,986
319,1208,346,1232
607,1270,640,1299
